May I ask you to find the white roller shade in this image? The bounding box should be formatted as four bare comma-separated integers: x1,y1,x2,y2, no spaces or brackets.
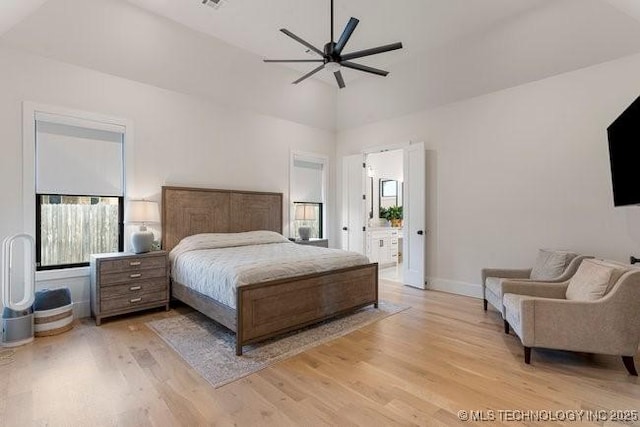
291,158,324,203
36,115,124,197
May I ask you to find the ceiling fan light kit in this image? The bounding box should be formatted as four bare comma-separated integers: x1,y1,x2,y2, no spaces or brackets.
263,0,403,89
325,61,341,72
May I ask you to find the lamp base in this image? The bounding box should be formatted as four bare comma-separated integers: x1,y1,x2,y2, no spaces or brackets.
298,226,311,241
131,227,154,254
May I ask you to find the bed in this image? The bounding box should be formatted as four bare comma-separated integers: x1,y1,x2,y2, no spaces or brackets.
161,186,379,355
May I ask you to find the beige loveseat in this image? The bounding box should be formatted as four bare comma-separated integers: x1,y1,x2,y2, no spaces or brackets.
482,249,591,315
502,259,640,375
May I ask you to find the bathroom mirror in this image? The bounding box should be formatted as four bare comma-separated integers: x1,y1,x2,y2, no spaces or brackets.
379,179,402,215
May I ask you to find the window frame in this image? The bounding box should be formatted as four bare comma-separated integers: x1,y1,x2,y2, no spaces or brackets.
292,201,324,239
35,194,124,271
23,102,132,277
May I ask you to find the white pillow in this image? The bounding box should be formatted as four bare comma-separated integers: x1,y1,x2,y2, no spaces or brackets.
565,259,628,301
530,249,575,280
170,230,290,259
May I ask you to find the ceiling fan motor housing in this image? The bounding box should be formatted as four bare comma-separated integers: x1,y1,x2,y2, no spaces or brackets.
324,42,338,61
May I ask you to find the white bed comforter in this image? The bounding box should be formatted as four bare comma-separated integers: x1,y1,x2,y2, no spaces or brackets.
169,231,370,309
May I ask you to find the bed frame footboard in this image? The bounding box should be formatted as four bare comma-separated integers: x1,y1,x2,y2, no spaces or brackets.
235,263,378,355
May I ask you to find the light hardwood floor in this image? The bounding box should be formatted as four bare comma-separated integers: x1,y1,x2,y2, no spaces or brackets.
1,280,639,426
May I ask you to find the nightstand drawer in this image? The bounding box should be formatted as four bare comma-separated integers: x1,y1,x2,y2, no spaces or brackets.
101,279,167,299
100,289,168,312
100,256,166,273
100,268,166,286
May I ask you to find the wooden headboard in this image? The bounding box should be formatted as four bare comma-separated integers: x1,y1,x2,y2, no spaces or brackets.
161,186,283,253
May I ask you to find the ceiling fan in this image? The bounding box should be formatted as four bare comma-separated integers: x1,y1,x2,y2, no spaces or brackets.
263,0,403,89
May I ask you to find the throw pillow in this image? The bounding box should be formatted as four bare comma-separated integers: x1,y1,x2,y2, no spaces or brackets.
530,249,575,280
565,259,628,301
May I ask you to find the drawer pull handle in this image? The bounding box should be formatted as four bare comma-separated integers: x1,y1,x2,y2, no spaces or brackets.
130,261,141,266
130,286,141,291
130,298,142,303
130,273,142,278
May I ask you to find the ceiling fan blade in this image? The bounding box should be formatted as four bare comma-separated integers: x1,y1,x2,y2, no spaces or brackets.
334,18,359,55
280,29,324,56
340,42,403,61
334,70,345,89
341,61,389,76
264,59,324,63
293,64,326,84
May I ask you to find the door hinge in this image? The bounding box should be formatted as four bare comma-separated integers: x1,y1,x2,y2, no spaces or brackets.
362,226,366,232
362,194,366,200
362,162,366,168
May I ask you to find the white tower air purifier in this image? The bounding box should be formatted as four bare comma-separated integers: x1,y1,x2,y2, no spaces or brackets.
1,234,36,347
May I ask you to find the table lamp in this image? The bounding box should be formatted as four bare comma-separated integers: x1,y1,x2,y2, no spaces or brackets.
125,200,160,253
294,204,316,240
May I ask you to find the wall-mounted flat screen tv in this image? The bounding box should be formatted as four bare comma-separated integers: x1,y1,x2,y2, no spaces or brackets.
607,96,640,207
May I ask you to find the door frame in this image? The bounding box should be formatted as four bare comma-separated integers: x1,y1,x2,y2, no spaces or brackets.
359,141,426,288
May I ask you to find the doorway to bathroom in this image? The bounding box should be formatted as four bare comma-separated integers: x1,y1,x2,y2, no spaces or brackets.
366,149,405,283
342,142,425,288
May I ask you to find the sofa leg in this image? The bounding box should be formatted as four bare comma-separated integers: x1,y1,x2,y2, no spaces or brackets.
483,299,488,311
524,347,531,364
622,356,638,376
503,320,509,334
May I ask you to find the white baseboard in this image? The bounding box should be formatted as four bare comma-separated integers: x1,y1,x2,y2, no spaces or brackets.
427,277,482,299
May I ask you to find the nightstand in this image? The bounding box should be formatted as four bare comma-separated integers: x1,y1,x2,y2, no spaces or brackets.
294,238,329,248
90,251,169,325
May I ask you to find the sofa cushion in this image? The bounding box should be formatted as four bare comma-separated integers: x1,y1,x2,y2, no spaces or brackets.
485,277,503,297
503,293,525,334
530,249,576,280
565,259,629,301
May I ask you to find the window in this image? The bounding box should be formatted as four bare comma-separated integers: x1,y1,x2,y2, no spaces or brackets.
381,179,398,197
36,195,123,269
290,152,327,239
34,113,125,270
293,202,323,239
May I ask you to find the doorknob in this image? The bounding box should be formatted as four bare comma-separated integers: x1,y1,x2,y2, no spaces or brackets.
417,230,424,235
342,227,348,231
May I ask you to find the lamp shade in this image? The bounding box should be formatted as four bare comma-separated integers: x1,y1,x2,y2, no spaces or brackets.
294,204,316,221
125,200,160,224
126,200,158,254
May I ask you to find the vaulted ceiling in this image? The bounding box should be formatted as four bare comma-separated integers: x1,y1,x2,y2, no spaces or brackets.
0,0,48,35
2,0,640,130
125,0,550,85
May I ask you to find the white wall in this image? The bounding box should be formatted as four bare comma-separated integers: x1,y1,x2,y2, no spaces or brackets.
0,46,336,316
338,52,640,297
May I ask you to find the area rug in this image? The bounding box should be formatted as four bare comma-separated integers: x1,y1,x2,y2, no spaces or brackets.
147,301,408,388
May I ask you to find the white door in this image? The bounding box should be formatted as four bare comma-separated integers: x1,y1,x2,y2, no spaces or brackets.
341,154,366,254
403,142,426,288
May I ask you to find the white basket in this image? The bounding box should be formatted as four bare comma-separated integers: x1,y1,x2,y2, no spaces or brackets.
34,304,73,337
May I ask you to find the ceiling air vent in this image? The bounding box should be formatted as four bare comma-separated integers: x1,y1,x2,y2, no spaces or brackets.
202,0,224,9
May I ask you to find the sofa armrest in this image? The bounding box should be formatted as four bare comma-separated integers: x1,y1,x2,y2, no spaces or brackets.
517,296,640,354
481,268,532,285
500,280,569,299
